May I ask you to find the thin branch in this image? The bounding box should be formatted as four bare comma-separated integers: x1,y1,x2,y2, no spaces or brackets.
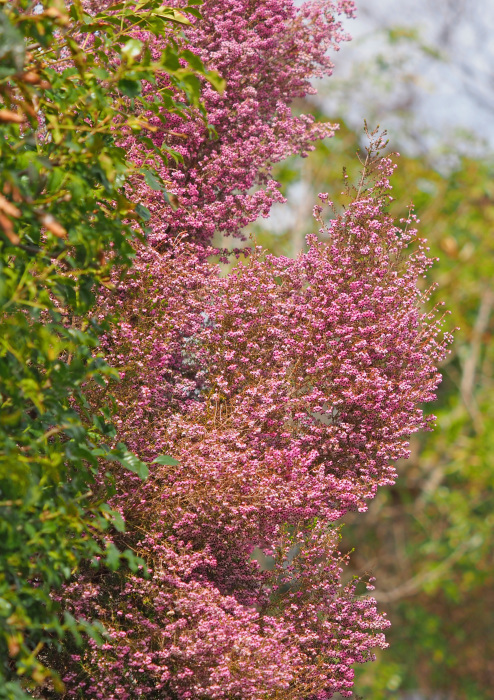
460,285,493,430
373,537,475,603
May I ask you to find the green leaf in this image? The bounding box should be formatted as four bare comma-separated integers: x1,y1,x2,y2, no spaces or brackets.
135,203,151,221
122,38,143,61
111,444,149,479
118,78,142,97
152,8,191,25
152,454,179,466
180,48,206,73
100,504,126,533
105,543,122,571
142,168,164,191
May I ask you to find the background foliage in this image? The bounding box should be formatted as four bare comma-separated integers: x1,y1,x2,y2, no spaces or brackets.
0,0,220,695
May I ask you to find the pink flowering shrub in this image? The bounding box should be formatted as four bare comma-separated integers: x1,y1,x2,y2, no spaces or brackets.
53,2,452,698
122,0,356,246
58,140,450,699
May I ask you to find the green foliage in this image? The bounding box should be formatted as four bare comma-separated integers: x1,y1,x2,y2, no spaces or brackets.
0,0,219,695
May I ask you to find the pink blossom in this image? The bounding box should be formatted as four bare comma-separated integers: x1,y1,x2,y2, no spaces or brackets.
58,1,452,698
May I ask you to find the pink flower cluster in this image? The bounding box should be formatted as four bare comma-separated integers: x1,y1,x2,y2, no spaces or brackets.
125,0,355,245
61,162,449,698
57,1,452,698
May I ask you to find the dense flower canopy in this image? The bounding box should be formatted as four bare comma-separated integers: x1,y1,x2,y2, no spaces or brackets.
123,0,356,245
57,1,451,698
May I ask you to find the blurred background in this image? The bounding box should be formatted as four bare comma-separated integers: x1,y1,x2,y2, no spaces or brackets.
248,1,494,698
